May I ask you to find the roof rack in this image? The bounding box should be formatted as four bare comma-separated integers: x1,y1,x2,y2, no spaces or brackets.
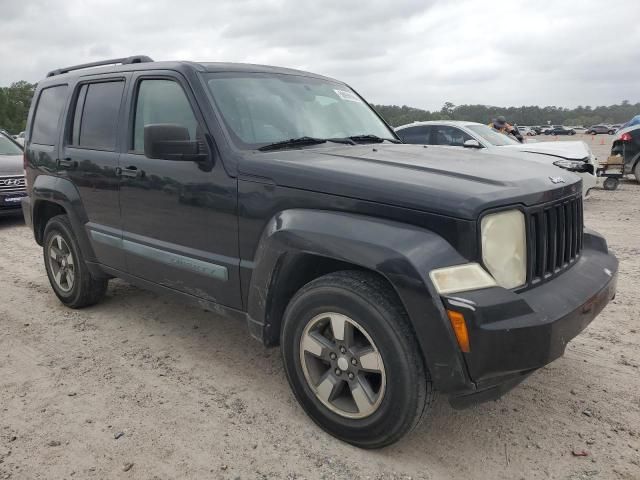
46,55,154,77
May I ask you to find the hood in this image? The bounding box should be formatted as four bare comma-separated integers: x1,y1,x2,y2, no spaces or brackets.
500,140,592,161
0,154,23,176
239,144,581,220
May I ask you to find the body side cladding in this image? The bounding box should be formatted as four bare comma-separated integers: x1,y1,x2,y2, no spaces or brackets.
98,264,246,322
246,208,473,392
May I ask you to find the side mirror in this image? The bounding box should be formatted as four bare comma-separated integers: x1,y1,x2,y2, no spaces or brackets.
144,124,207,161
463,139,482,149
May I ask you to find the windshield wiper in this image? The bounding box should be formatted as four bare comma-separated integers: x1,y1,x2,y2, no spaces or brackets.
258,136,327,151
348,134,401,144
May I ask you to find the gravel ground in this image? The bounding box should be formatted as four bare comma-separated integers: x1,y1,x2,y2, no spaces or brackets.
1,134,639,480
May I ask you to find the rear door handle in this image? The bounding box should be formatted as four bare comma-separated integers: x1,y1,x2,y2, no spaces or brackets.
57,158,77,170
116,166,144,179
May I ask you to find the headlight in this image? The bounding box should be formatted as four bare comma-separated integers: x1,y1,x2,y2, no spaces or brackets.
553,159,588,172
481,210,526,289
430,263,497,295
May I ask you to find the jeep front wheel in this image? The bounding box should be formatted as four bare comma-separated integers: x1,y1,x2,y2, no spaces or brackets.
281,271,433,448
43,214,108,308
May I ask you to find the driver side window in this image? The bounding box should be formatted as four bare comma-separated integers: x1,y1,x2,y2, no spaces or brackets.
132,79,199,153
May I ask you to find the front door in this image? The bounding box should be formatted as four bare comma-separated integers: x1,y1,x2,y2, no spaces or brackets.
118,73,241,309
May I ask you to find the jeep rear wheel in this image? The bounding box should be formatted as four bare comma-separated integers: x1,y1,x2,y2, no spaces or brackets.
281,271,433,448
43,215,108,308
634,161,640,184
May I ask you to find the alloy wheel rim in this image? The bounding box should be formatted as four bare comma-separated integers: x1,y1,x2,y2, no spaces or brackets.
299,312,386,419
48,234,75,293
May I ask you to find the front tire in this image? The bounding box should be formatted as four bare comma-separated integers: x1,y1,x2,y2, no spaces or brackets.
281,271,433,448
43,214,108,308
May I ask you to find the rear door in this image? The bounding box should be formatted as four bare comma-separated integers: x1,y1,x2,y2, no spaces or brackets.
61,76,128,270
118,71,241,309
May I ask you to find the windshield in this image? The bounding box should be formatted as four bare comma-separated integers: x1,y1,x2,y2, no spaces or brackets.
0,134,22,155
205,72,395,149
466,124,520,146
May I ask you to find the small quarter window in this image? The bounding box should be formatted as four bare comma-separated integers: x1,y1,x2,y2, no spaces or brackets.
31,85,68,145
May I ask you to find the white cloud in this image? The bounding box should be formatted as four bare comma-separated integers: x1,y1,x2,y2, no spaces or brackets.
1,0,638,110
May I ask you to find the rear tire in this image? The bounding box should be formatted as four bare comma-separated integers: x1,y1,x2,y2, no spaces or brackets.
43,214,108,308
281,270,433,448
634,162,640,184
603,177,619,191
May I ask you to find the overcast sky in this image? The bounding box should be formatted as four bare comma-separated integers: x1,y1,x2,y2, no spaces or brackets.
2,0,639,110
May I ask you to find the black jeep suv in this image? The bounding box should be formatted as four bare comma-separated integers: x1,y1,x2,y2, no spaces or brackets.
22,56,618,448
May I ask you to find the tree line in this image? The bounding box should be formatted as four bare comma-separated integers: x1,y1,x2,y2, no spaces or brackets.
1,80,639,134
373,101,640,128
0,81,35,134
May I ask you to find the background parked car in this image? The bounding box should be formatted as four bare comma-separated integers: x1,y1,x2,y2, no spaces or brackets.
545,125,576,136
518,126,537,136
0,131,26,217
611,123,640,182
587,124,616,135
571,126,588,133
12,131,25,146
395,120,598,198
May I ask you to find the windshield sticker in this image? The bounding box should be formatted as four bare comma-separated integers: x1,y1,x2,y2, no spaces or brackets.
334,89,362,103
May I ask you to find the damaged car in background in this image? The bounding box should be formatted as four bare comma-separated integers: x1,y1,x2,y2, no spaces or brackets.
611,123,640,183
395,121,599,198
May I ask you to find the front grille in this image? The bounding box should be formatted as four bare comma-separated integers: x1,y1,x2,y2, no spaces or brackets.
0,176,26,194
526,194,583,285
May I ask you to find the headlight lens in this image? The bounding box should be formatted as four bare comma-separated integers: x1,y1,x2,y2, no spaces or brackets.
553,159,588,172
481,210,526,289
430,263,497,295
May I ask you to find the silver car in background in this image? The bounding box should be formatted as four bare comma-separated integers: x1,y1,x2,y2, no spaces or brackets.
395,120,598,198
0,132,26,217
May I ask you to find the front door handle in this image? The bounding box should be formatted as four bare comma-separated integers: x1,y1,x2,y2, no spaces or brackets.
57,158,77,170
116,166,144,179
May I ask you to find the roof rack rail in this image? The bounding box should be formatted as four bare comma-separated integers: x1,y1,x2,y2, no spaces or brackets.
46,55,154,77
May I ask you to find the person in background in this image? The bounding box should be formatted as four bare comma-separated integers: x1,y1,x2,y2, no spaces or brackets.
489,115,524,143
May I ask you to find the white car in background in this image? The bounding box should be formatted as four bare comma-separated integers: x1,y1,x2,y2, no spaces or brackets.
517,126,536,136
395,121,599,198
12,131,25,146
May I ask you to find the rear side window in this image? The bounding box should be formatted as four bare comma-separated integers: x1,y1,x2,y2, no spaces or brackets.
397,126,430,144
430,126,473,146
70,81,125,151
31,85,68,145
132,79,199,152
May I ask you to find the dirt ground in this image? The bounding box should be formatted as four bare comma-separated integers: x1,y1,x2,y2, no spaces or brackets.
1,134,639,480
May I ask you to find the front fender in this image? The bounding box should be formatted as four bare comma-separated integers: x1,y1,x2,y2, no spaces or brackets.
247,209,473,392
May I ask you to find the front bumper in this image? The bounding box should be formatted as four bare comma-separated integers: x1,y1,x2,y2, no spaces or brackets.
444,232,617,408
0,191,26,217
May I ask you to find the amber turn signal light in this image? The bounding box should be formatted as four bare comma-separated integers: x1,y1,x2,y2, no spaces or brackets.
447,310,470,353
